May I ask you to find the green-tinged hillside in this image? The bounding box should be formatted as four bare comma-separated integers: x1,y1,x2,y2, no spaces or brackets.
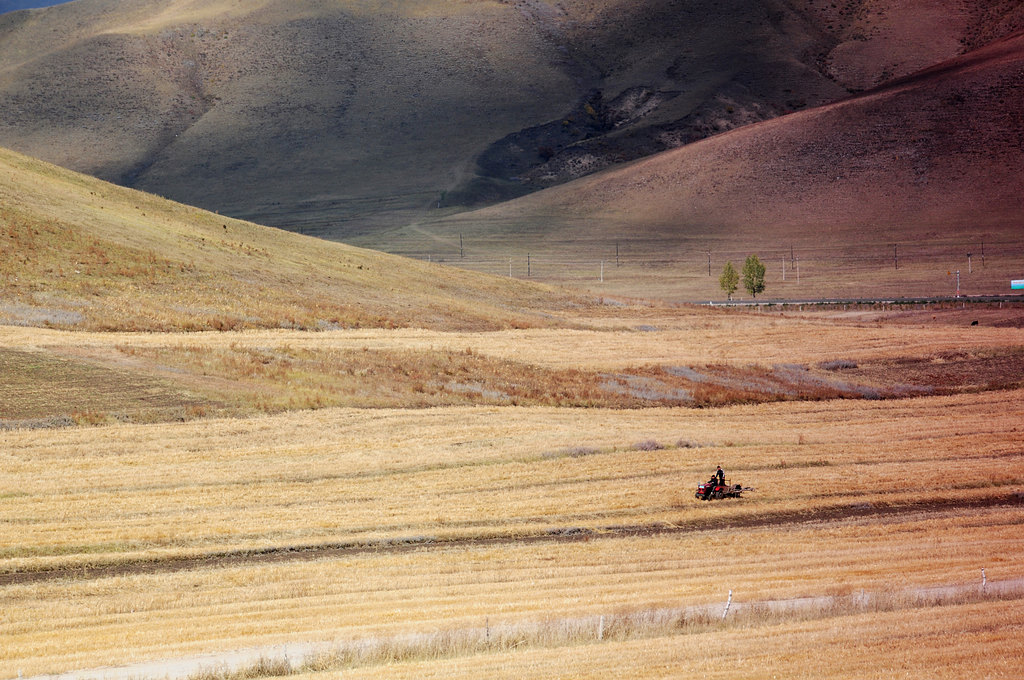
0,146,585,332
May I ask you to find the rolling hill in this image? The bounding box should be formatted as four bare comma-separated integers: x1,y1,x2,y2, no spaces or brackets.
0,145,585,332
401,29,1024,301
1,0,1022,236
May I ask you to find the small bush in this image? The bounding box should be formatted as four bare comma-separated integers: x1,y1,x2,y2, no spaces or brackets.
70,410,109,426
542,446,600,460
565,446,600,457
819,359,858,370
633,439,663,451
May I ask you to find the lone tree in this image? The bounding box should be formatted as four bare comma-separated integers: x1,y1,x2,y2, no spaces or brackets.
742,254,766,298
719,261,739,300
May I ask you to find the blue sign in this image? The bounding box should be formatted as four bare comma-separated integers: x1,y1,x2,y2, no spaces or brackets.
1013,280,1024,290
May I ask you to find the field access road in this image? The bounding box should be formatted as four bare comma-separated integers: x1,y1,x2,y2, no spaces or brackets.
701,293,1024,306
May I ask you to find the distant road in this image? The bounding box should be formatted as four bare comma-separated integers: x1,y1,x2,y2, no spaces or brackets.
700,293,1024,306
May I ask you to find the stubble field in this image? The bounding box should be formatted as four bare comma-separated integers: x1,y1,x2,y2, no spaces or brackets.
2,306,1023,679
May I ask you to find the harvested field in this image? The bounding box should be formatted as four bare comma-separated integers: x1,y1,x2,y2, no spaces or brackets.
2,302,1022,679
0,347,209,424
2,306,1023,423
314,598,1024,679
2,383,1022,678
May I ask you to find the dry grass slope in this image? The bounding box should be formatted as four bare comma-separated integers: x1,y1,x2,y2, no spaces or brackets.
0,146,586,332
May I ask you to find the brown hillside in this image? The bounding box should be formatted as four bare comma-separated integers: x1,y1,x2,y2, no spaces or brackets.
1,0,1021,234
0,146,585,332
406,31,1024,300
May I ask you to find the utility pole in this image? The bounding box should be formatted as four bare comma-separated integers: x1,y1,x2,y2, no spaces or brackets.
600,260,604,283
707,250,712,277
894,244,899,270
460,233,464,259
955,269,961,297
967,252,972,274
616,243,620,268
782,256,786,282
527,253,531,277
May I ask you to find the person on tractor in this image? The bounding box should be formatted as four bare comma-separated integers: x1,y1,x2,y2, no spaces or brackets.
715,466,725,486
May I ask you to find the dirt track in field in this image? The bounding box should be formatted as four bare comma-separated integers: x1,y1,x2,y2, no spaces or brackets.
4,492,1021,587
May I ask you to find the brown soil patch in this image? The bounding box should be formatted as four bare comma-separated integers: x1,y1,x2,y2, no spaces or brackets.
0,348,208,424
828,349,1024,393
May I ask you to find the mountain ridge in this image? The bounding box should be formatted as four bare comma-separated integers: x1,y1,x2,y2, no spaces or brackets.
2,0,1021,235
397,29,1024,300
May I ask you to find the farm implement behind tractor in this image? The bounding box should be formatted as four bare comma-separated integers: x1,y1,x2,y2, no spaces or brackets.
695,479,751,500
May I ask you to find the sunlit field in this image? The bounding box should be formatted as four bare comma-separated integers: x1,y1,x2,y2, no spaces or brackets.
318,598,1024,680
3,375,1022,678
4,147,1024,679
3,305,1023,424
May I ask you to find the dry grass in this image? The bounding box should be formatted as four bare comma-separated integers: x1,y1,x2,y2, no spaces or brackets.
0,147,585,333
310,598,1024,679
2,384,1022,677
0,347,204,423
181,582,1024,679
4,504,1022,677
1,10,1022,677
387,216,1024,303
108,342,650,411
2,307,1023,424
2,152,1023,678
3,387,1022,575
1,300,1022,679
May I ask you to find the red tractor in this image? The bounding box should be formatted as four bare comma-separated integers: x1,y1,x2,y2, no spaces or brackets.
695,479,747,500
